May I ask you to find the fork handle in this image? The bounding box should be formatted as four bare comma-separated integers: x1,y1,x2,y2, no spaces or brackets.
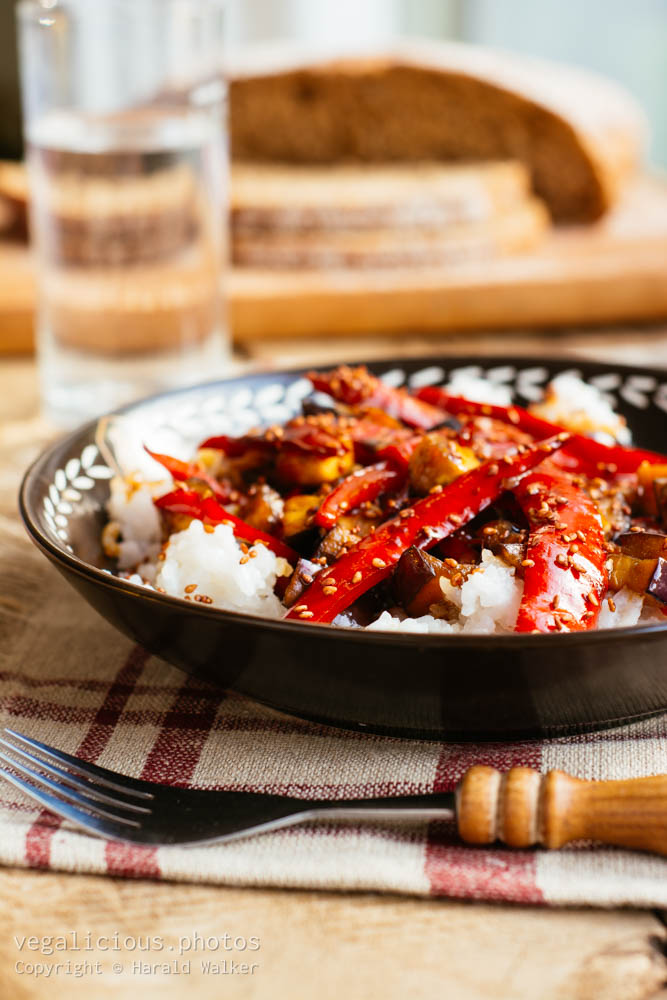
456,766,667,855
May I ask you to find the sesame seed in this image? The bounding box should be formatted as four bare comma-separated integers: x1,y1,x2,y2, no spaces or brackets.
293,604,308,612
521,558,535,568
607,597,616,612
300,572,313,584
194,594,213,604
555,554,568,568
239,556,249,565
322,586,338,595
526,483,541,495
372,558,387,569
352,571,363,584
486,464,499,476
323,577,336,586
444,558,459,568
249,549,258,558
451,573,464,587
204,524,215,534
449,514,463,525
587,591,599,607
240,542,249,554
429,484,444,494
298,610,314,619
184,584,197,594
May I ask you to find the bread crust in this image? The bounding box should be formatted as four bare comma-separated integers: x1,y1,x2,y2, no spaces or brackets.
229,40,646,222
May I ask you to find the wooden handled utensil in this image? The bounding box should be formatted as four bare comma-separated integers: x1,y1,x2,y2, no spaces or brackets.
456,766,667,855
2,729,667,854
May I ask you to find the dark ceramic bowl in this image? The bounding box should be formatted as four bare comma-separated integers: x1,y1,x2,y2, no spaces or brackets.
20,355,667,741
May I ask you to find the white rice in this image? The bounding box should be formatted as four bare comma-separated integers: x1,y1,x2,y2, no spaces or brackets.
597,588,666,630
107,476,165,571
443,372,513,406
367,550,523,635
529,373,631,444
154,520,291,618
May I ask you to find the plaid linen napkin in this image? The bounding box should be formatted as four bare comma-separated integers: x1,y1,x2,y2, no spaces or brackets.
2,515,667,906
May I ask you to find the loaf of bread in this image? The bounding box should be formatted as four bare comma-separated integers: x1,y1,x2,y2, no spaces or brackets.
232,196,547,269
229,40,646,222
231,160,531,232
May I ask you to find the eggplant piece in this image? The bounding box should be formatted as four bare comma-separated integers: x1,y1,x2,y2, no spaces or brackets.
316,522,362,562
238,483,283,534
638,462,667,517
408,432,479,495
608,552,659,594
654,479,667,530
391,547,460,618
615,530,667,561
275,446,354,487
647,557,667,606
477,519,527,569
282,557,322,607
283,494,321,538
435,531,481,566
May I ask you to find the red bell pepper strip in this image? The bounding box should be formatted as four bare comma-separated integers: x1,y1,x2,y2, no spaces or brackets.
286,434,569,624
200,420,348,458
197,434,272,458
154,488,298,563
373,433,423,472
144,447,233,502
416,386,666,475
309,366,445,430
314,462,404,530
513,469,608,633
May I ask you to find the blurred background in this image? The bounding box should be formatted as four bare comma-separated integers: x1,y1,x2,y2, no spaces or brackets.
1,0,666,166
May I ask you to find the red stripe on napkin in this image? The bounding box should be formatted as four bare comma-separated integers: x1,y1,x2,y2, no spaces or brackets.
25,646,150,869
105,674,220,877
425,741,543,900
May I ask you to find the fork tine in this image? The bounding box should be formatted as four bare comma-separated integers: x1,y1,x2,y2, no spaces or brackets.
0,752,142,828
0,740,152,815
3,728,153,800
0,769,144,843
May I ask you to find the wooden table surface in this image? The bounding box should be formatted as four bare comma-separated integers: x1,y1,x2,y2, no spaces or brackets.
2,329,667,1000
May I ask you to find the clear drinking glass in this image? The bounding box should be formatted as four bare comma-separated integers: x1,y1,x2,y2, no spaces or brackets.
17,0,228,426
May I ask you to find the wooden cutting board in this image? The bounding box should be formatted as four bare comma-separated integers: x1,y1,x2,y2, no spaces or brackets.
1,174,666,353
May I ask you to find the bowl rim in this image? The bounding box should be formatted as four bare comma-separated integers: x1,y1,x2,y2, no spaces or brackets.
19,353,667,649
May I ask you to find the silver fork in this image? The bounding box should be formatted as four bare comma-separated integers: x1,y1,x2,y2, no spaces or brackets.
5,729,667,856
0,728,456,845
